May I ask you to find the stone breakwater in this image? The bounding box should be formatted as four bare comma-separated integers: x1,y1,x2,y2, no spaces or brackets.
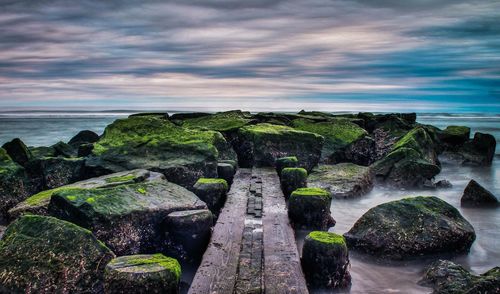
0,110,498,293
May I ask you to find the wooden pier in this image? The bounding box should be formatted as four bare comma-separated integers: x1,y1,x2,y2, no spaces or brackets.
188,168,308,294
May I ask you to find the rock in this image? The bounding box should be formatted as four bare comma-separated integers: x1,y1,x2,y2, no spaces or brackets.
9,169,163,220
291,118,373,165
288,187,334,230
169,112,212,121
0,148,29,222
236,123,324,170
164,209,213,260
217,163,235,186
280,167,307,198
192,178,228,215
308,164,373,198
85,115,235,188
342,135,377,166
52,141,78,157
37,156,86,189
275,156,299,177
68,130,100,147
1,138,32,166
344,196,476,259
78,142,94,157
440,126,470,146
372,127,441,188
459,132,496,166
104,254,181,294
180,110,253,132
29,145,56,158
301,231,351,289
48,178,207,255
218,159,238,169
419,260,500,294
461,180,498,207
436,179,453,189
0,215,114,293
129,112,170,119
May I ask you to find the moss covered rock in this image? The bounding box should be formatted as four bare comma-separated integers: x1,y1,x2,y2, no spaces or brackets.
104,254,180,294
275,156,298,177
68,130,100,147
344,196,476,259
280,167,307,198
455,132,496,166
86,115,235,188
9,169,163,219
461,180,498,207
192,178,228,215
236,123,324,170
0,148,29,222
37,156,86,189
301,231,351,289
291,118,373,165
165,209,213,261
308,163,373,198
217,163,235,186
419,260,500,294
180,110,253,132
1,138,32,166
440,126,470,146
0,215,115,293
372,127,441,188
288,188,334,229
48,177,207,255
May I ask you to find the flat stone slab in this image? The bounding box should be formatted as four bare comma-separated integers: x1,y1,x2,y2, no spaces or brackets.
308,163,373,198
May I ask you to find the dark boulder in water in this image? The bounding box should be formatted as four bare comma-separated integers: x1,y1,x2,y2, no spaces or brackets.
419,260,500,294
461,179,498,207
344,196,476,260
0,215,115,293
439,126,470,146
442,132,496,166
68,130,100,147
1,138,32,166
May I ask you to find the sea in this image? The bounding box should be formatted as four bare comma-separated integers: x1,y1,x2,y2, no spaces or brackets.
0,111,498,293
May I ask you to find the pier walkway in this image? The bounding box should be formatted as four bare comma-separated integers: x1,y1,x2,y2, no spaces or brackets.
188,168,308,294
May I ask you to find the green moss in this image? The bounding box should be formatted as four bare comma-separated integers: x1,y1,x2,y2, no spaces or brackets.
291,187,331,199
195,178,228,190
181,110,252,132
292,118,366,146
444,125,470,137
0,147,21,175
125,254,181,281
308,231,346,245
104,174,136,183
392,127,433,153
282,167,307,178
24,187,84,206
276,156,298,165
137,187,147,194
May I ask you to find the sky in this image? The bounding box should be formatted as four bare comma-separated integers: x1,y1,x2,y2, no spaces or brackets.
0,0,499,113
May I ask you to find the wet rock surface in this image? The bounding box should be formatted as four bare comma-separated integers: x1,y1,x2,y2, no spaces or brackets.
288,187,335,229
308,163,373,198
0,215,115,293
461,179,499,207
419,260,500,294
344,196,476,259
192,178,228,215
280,167,307,198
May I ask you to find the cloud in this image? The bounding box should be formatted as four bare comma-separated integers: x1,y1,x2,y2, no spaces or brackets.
0,0,498,112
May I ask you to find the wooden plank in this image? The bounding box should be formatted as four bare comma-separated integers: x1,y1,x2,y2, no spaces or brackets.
188,168,252,294
258,167,309,294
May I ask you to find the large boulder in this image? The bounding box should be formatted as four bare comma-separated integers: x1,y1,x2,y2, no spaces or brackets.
457,132,496,166
308,163,373,198
1,138,32,166
461,180,498,207
36,156,86,189
372,127,441,188
85,115,235,188
48,177,207,255
419,260,500,294
0,215,115,293
440,126,470,146
236,123,324,170
192,178,228,215
291,118,375,165
104,254,181,294
0,148,29,222
9,169,163,219
68,130,100,147
344,196,476,259
180,110,253,133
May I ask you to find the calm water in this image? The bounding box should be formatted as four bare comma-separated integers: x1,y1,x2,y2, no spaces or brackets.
0,112,498,293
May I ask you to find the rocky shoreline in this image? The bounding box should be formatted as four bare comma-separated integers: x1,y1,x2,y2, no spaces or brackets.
0,110,498,293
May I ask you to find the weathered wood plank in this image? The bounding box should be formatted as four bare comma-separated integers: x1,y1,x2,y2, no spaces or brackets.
188,168,252,294
258,168,309,294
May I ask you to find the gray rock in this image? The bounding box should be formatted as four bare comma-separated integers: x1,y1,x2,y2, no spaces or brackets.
461,180,498,207
308,163,373,198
